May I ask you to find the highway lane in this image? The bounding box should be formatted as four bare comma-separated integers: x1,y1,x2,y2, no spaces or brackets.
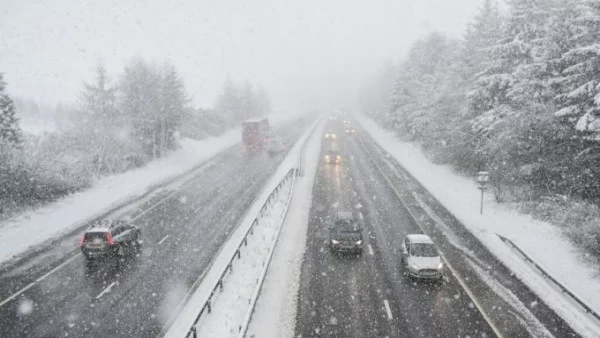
353,125,578,337
295,117,579,338
0,122,307,338
295,121,495,337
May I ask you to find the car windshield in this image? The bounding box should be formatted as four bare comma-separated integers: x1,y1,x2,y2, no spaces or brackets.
411,243,438,257
334,220,359,231
336,231,362,241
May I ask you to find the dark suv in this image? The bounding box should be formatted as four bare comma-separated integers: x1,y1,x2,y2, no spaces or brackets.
80,219,142,261
329,211,363,254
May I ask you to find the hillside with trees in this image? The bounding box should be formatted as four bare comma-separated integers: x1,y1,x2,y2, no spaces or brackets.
364,0,600,258
0,60,272,217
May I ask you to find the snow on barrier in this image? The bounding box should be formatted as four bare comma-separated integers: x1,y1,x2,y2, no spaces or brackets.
182,168,296,338
162,116,322,338
496,234,600,322
236,119,320,337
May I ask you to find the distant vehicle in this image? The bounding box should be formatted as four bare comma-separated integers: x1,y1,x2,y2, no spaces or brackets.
324,131,337,139
80,219,142,262
267,137,285,156
324,150,341,164
242,118,270,152
400,234,443,280
343,119,351,125
330,212,363,254
329,116,337,120
345,127,356,135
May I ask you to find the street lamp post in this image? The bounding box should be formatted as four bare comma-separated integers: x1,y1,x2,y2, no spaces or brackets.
477,171,489,215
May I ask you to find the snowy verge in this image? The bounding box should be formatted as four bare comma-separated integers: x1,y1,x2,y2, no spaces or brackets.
0,114,296,265
357,114,600,337
162,118,320,338
246,119,324,338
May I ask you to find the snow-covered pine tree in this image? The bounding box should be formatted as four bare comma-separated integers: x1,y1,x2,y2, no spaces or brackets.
215,78,242,125
79,63,120,177
468,0,550,136
555,0,600,137
388,33,453,140
120,58,162,160
158,62,188,155
0,74,22,146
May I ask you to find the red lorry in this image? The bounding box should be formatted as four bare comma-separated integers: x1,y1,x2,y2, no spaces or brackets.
242,118,270,152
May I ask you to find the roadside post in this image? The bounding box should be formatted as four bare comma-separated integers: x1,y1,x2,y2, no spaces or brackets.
477,171,489,215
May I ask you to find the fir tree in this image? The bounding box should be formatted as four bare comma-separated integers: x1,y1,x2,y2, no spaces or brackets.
0,74,22,146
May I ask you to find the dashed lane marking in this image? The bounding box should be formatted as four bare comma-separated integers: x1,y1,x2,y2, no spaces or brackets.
368,244,374,256
95,281,118,299
357,134,503,338
158,235,170,245
383,299,393,320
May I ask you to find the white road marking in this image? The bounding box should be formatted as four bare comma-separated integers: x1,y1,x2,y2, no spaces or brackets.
368,244,374,256
0,282,35,307
36,254,78,282
359,135,504,338
358,211,364,220
383,299,393,320
131,189,181,221
158,235,170,245
95,282,118,299
1,159,217,309
0,254,80,308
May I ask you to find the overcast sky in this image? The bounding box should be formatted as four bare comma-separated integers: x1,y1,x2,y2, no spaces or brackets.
1,0,482,114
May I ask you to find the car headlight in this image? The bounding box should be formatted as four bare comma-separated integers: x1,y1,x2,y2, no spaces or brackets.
331,239,339,244
355,240,362,245
332,134,336,139
437,262,444,270
409,262,419,271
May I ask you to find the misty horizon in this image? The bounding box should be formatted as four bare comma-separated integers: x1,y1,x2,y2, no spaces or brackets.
1,0,481,114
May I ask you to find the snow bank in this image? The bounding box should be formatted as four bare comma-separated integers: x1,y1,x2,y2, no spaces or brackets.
193,178,293,337
357,114,600,337
0,114,296,265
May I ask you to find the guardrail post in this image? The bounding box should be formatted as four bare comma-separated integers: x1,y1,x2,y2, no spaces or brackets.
244,237,248,246
207,301,211,313
191,326,197,338
237,249,241,259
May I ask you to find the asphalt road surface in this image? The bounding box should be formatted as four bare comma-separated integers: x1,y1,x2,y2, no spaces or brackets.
294,119,578,338
0,121,307,338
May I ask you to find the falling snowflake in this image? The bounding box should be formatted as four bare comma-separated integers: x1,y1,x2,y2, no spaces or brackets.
17,298,34,316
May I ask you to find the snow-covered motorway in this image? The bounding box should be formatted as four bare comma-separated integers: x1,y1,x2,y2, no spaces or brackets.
294,119,579,337
0,122,307,338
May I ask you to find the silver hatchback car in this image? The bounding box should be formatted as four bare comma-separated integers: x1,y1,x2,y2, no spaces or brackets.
400,234,443,280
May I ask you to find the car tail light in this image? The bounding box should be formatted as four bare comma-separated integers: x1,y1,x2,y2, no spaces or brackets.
80,235,86,246
106,233,116,246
